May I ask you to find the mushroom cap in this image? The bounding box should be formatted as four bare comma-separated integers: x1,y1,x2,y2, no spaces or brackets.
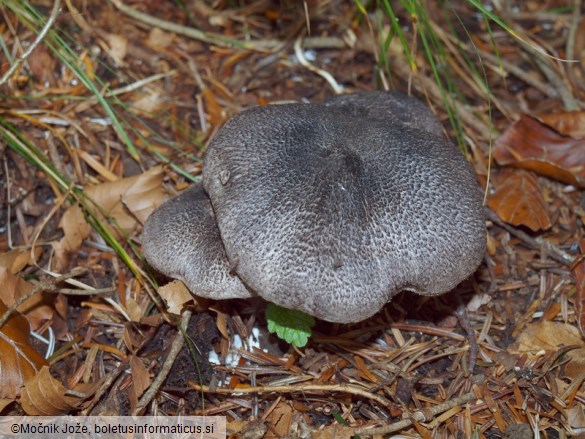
142,182,252,299
323,91,444,137
202,91,485,323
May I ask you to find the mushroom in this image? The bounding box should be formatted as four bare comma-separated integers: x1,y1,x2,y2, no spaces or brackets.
143,91,486,323
142,182,252,299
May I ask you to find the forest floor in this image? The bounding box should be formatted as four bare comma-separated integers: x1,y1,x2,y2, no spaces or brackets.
1,1,585,438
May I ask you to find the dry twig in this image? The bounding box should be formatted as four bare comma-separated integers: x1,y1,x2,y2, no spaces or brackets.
0,0,61,86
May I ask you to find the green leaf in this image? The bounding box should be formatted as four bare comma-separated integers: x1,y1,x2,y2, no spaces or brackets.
266,303,315,347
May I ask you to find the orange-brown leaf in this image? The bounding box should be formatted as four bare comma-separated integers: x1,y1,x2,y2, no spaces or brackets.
53,166,165,253
537,111,585,138
20,366,86,415
0,300,48,400
494,115,585,186
129,354,151,401
487,169,552,231
0,267,54,331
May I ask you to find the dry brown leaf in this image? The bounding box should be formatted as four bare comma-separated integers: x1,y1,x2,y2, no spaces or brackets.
0,300,48,400
103,33,127,64
537,111,585,138
210,305,229,340
511,321,583,352
0,248,41,274
146,28,175,50
312,424,354,439
266,401,293,438
129,354,151,402
0,267,53,331
571,240,585,337
131,90,165,116
159,280,194,315
509,321,585,379
53,166,165,253
494,115,585,186
20,366,87,415
567,404,585,432
487,169,552,231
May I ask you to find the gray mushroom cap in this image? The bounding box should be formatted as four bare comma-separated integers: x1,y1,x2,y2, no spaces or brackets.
142,182,252,299
323,91,444,137
202,92,486,323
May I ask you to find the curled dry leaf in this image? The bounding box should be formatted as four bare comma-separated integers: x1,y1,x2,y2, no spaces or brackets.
494,115,585,187
53,166,166,254
487,169,552,231
0,300,48,400
20,366,89,415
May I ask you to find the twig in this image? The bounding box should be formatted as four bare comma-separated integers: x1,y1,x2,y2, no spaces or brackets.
0,0,61,86
485,208,574,266
133,310,193,415
188,381,392,409
293,36,343,95
109,0,279,52
0,267,108,329
108,0,346,53
353,391,477,436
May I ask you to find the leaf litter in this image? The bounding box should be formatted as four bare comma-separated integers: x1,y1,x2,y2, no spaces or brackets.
0,0,584,437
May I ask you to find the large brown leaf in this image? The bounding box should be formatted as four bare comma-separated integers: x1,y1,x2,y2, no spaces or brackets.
487,169,552,231
494,115,585,187
537,111,585,138
53,166,166,254
0,300,48,400
20,366,88,415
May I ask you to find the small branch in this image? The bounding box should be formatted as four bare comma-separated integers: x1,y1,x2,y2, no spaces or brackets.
485,208,574,266
353,391,477,436
188,381,392,409
0,267,110,329
0,0,61,86
133,310,193,415
108,0,346,52
293,36,343,95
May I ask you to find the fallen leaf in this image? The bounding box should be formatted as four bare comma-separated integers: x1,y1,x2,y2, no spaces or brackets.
20,366,87,415
129,354,151,402
0,300,48,400
488,169,552,231
267,401,293,438
509,321,585,380
494,115,585,186
146,28,175,50
537,111,585,138
103,33,127,65
53,166,165,254
312,424,354,439
158,280,194,315
0,248,41,274
0,267,53,331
